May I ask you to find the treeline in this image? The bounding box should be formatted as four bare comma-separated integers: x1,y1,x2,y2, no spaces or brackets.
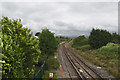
89,28,120,49
0,17,58,78
35,29,58,66
55,36,72,44
1,17,41,78
71,28,120,78
72,28,120,50
72,35,90,51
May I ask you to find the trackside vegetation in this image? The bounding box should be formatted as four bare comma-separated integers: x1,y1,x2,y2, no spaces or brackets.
35,29,59,79
38,29,58,56
1,16,119,79
0,28,3,80
72,35,90,51
0,16,41,78
55,36,72,44
89,28,112,49
35,29,58,65
70,28,120,78
95,43,119,78
1,17,60,79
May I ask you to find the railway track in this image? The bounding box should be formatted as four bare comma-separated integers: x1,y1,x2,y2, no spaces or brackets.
61,43,105,80
60,44,80,79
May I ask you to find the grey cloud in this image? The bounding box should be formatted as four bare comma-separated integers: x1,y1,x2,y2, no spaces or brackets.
118,2,120,34
54,21,76,29
2,2,19,12
53,29,91,37
1,2,118,37
68,2,117,14
54,21,68,27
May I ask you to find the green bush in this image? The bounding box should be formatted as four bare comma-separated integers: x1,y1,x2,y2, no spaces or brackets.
46,56,59,70
73,35,88,47
37,54,48,66
77,44,91,51
111,33,120,44
72,35,90,51
89,28,112,49
0,28,3,79
55,36,72,44
38,29,58,56
1,16,41,78
72,36,89,47
95,43,119,59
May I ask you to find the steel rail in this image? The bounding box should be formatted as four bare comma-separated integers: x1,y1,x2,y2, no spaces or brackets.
64,43,104,80
62,44,86,80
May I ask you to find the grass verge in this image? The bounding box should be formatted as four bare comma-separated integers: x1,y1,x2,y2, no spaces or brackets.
69,43,120,78
42,52,60,79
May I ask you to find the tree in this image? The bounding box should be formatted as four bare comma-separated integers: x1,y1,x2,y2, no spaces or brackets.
35,32,40,36
55,36,72,44
111,32,119,44
118,35,120,44
38,29,57,56
1,16,41,78
72,35,88,47
89,28,112,49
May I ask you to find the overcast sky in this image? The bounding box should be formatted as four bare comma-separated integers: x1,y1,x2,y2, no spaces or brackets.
0,2,118,37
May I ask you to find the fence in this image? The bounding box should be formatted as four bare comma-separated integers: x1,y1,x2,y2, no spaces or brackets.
30,59,47,80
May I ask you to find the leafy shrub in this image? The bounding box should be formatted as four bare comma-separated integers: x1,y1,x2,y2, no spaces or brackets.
73,35,88,47
111,32,120,44
72,35,88,47
1,16,41,78
0,28,3,79
46,56,59,70
95,43,119,59
55,36,72,44
77,44,91,51
72,35,90,51
38,29,58,56
89,28,112,49
36,54,48,67
94,43,119,78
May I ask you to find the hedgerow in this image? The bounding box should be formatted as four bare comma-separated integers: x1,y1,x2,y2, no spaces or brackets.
1,16,41,78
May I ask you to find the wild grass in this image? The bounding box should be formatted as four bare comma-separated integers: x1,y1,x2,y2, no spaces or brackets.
46,55,60,70
75,44,91,51
70,42,120,78
42,51,60,79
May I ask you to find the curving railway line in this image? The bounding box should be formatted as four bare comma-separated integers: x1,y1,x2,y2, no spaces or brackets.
61,42,105,80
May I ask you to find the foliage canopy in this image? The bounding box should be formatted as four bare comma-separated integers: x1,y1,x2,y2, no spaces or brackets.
1,16,41,78
89,28,112,49
38,29,58,56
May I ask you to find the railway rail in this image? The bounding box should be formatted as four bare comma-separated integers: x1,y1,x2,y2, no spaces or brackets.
61,43,105,80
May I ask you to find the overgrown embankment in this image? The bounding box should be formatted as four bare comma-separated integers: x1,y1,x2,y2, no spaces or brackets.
69,28,120,78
